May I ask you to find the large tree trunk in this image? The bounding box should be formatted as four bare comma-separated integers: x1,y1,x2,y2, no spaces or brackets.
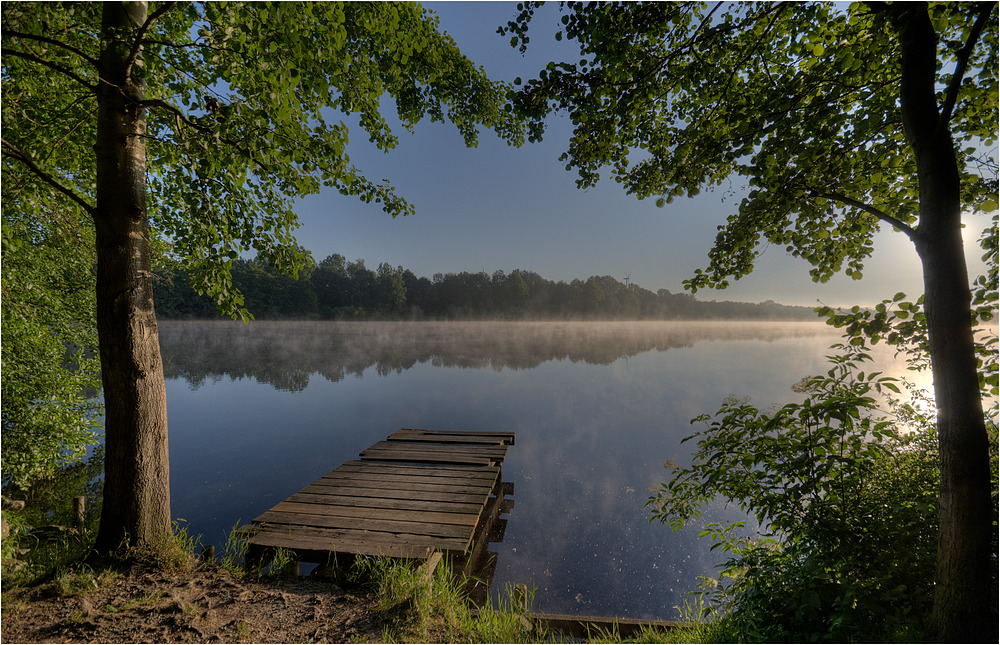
92,1,172,554
916,190,997,643
895,5,997,641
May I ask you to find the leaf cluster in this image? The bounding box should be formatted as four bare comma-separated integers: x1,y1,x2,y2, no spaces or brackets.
651,346,902,537
816,215,999,398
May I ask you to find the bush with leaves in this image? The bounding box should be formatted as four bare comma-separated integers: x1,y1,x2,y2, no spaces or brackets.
650,343,945,641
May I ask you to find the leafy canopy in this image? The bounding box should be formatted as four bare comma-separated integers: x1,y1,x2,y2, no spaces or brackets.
500,1,998,289
1,1,524,319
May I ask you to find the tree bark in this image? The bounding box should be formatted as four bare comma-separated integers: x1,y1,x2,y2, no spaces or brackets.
894,5,997,641
92,1,172,554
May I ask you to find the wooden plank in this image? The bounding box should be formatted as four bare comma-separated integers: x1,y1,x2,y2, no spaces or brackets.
250,539,431,560
309,481,494,499
246,428,513,564
321,469,499,489
529,613,685,638
360,448,497,466
255,510,472,539
315,473,496,495
364,441,509,458
329,461,499,481
250,525,467,552
297,483,486,505
337,459,501,476
388,430,515,446
395,428,516,445
267,501,479,527
248,531,445,559
285,492,484,515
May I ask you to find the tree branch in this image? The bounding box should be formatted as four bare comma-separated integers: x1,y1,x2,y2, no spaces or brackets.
0,47,96,93
0,28,99,67
812,190,918,239
1,139,96,216
123,1,180,76
141,99,276,177
139,98,210,133
144,38,240,55
937,2,995,131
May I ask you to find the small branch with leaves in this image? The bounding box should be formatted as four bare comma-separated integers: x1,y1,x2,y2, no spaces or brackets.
811,190,918,239
0,47,96,93
1,138,95,216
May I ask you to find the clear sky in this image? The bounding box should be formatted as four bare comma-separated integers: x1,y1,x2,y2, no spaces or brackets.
290,1,991,308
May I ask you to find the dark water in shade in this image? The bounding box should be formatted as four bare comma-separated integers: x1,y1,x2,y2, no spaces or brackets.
158,320,921,620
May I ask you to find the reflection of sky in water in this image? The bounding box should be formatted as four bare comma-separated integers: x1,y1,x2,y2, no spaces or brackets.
163,321,929,620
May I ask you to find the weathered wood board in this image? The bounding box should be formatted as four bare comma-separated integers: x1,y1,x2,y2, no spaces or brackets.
247,429,514,565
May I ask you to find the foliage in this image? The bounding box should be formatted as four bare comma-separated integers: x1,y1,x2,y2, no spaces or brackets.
649,345,946,641
817,214,1000,399
500,2,996,289
647,220,999,640
648,236,999,641
0,215,102,489
154,252,818,321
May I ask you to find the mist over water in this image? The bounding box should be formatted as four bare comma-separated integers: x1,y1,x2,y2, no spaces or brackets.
159,320,841,387
159,320,925,620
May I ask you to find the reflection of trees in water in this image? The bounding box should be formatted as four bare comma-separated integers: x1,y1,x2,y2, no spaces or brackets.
159,321,837,392
6,446,105,531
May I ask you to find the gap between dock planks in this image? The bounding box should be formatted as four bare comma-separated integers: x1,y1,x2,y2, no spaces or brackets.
247,429,514,565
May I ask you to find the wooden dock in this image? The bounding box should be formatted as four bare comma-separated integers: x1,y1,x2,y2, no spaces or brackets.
246,428,514,567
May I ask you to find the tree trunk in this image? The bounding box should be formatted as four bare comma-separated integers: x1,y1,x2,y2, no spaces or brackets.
92,1,172,554
916,197,997,643
894,5,997,641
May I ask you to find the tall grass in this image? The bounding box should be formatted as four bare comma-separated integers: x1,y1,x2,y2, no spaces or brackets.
351,554,544,643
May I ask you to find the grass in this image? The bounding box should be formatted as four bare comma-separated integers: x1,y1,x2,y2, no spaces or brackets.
1,509,98,591
53,563,121,597
207,526,725,643
216,519,299,579
350,554,543,643
348,554,737,643
1,512,198,597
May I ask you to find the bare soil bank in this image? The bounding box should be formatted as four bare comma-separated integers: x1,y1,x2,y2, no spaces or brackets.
1,563,391,643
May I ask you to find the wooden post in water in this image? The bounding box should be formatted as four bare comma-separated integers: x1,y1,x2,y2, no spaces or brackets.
72,496,85,528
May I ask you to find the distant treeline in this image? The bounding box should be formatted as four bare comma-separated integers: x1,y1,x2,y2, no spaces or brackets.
153,254,818,321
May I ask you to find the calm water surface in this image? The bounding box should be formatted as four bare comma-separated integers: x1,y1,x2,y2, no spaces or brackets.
158,320,923,619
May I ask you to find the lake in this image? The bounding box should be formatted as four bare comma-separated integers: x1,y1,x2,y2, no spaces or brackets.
158,320,925,620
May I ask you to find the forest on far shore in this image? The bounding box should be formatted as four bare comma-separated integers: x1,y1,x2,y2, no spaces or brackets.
154,253,819,321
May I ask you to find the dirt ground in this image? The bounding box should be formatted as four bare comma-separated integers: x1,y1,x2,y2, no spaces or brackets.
0,562,395,644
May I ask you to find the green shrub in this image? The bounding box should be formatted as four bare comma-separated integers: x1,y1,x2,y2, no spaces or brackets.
649,345,946,641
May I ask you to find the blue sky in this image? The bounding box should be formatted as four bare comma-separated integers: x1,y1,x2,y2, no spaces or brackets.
290,1,991,308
